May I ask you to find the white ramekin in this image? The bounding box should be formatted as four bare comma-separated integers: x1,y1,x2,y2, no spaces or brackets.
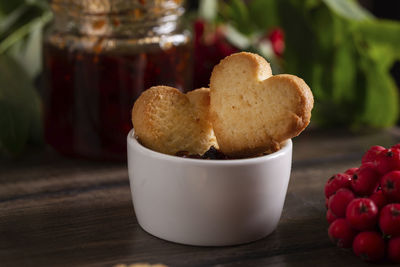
127,129,292,246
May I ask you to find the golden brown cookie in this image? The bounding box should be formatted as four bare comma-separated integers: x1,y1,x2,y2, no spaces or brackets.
131,86,217,155
210,52,314,157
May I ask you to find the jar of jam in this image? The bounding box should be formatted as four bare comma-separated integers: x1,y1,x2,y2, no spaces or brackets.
43,0,192,160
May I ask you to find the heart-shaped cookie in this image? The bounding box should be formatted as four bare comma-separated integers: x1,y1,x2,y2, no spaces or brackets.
210,52,314,157
131,86,217,155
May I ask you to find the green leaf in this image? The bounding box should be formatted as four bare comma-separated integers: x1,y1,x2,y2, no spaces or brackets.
355,19,400,60
0,0,24,16
303,0,321,9
322,0,373,21
224,24,251,49
277,0,317,85
0,98,31,155
0,55,43,156
331,19,357,104
7,17,45,79
248,0,279,30
0,0,52,78
0,4,44,41
198,0,218,22
332,44,356,103
359,56,399,127
222,0,253,35
0,4,30,36
0,9,51,54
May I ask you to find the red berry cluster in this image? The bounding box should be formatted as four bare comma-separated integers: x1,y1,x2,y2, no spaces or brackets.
325,144,400,263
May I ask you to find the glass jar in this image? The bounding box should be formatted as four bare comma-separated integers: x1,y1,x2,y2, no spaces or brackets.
43,0,192,160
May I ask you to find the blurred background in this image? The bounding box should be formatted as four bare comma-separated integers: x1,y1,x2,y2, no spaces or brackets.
0,0,399,159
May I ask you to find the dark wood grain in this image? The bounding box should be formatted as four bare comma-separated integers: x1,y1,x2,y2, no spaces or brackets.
1,128,399,267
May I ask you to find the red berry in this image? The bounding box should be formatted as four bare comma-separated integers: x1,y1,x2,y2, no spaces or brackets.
352,231,385,262
344,167,358,176
268,28,285,57
345,167,358,176
328,188,355,218
351,163,380,196
325,198,329,209
379,204,400,236
369,190,388,210
325,173,352,198
327,209,338,224
381,171,400,202
346,198,378,231
375,148,400,175
194,19,205,44
373,182,381,193
362,145,385,164
328,218,357,248
193,20,238,88
388,236,400,263
392,143,400,150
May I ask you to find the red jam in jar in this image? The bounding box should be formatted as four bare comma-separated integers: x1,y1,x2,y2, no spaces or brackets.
43,0,192,160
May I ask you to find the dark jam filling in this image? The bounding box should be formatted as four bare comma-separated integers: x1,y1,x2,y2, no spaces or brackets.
175,146,230,160
175,146,274,160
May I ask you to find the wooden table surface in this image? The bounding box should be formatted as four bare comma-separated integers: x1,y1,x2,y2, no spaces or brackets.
1,128,400,267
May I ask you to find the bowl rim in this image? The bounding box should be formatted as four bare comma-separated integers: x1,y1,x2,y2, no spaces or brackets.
127,129,292,166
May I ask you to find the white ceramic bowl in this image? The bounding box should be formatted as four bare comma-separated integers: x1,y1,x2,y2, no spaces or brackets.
127,129,292,246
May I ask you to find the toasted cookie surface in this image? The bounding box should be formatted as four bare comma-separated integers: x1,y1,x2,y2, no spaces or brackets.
131,86,217,155
210,52,313,157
